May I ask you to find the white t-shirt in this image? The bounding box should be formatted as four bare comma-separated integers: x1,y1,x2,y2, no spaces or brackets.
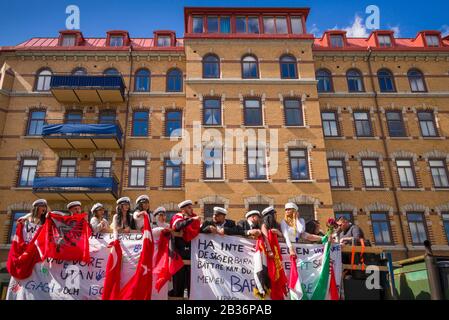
90,217,110,233
281,217,306,249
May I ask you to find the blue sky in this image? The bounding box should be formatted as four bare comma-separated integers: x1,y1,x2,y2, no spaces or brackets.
1,0,448,46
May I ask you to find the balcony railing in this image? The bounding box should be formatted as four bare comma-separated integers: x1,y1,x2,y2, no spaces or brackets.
41,119,123,150
33,172,119,201
50,74,126,103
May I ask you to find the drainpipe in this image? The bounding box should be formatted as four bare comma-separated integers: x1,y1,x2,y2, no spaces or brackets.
366,47,409,259
119,46,133,197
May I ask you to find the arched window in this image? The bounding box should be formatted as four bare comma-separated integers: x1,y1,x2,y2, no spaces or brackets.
346,69,364,92
280,55,298,79
316,69,333,92
104,68,120,76
377,69,396,92
408,69,427,92
72,67,87,75
241,55,259,79
166,68,183,92
35,69,52,91
202,54,220,78
134,69,151,92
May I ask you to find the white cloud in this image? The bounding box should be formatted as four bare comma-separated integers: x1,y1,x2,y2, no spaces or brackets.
343,15,369,38
441,25,449,37
309,23,320,37
389,26,401,37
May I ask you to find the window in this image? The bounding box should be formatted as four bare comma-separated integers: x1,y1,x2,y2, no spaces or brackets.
9,212,28,243
330,35,344,48
396,159,416,188
129,159,146,187
418,111,438,137
362,159,382,188
328,159,347,188
322,112,339,137
164,159,182,187
426,35,440,47
289,149,309,180
72,67,87,75
204,204,224,221
192,16,204,33
132,111,149,137
377,69,396,92
236,16,260,34
157,36,171,47
291,16,304,34
62,35,76,46
263,16,287,34
95,159,112,178
135,69,151,92
203,146,223,180
203,98,222,126
166,69,183,92
220,16,231,33
27,110,46,136
442,213,449,244
408,69,426,92
110,36,124,47
386,111,406,137
298,205,315,223
316,69,333,92
280,55,298,79
371,213,393,245
407,213,428,245
335,212,354,224
207,16,219,33
378,35,392,48
248,17,260,34
65,111,82,124
244,99,263,126
104,68,120,76
242,55,259,79
429,160,449,188
247,145,267,180
284,99,303,126
35,69,52,91
18,159,38,187
99,110,116,124
59,159,76,177
203,54,220,78
165,111,182,137
347,69,364,92
353,112,372,137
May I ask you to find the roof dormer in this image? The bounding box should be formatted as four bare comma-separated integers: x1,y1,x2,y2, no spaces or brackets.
154,30,177,47
322,30,347,48
106,30,130,47
414,31,442,48
367,30,395,48
58,30,84,47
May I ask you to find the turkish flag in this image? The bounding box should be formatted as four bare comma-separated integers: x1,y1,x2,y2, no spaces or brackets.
154,229,184,292
119,213,154,300
102,240,123,300
7,223,43,280
35,213,91,262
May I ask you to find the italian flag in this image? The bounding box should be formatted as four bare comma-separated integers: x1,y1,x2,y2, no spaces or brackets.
304,231,340,300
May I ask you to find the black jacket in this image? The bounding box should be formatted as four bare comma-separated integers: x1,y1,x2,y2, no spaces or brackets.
200,219,244,236
237,220,260,234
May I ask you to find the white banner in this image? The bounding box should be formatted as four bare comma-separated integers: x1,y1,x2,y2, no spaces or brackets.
191,234,342,300
6,228,169,300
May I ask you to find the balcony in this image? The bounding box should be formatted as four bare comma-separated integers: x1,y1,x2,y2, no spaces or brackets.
33,173,119,201
41,119,123,150
50,75,126,103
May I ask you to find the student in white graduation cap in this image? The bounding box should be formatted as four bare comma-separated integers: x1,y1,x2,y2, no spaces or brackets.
18,199,48,226
133,195,152,231
200,207,242,236
90,203,111,233
153,206,170,229
237,210,262,239
281,202,325,258
111,197,138,234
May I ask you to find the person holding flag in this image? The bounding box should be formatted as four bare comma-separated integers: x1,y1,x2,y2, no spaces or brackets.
17,199,48,230
169,200,201,298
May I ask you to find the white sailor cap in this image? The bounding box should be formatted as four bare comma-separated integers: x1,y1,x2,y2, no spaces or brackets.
153,207,166,217
261,206,276,216
213,207,227,216
178,200,193,209
32,199,47,207
136,195,150,204
91,203,104,213
285,202,299,211
67,201,82,210
245,210,261,219
116,197,131,205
